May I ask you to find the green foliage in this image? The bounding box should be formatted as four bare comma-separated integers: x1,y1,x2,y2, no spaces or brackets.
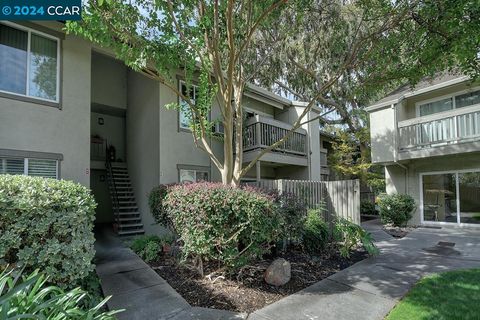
334,218,379,258
162,183,280,270
302,207,330,254
0,175,96,286
0,268,122,319
130,234,174,263
378,194,416,227
361,200,377,215
274,192,308,243
148,185,171,227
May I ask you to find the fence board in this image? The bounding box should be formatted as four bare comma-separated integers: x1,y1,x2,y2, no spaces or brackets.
246,179,360,225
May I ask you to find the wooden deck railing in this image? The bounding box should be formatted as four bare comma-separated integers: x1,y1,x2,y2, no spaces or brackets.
243,115,307,157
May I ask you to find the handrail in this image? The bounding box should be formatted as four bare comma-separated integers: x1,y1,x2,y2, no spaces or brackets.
105,140,121,229
243,118,307,156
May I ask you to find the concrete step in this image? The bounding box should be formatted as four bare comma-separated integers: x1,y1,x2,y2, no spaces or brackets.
120,223,144,229
118,229,145,236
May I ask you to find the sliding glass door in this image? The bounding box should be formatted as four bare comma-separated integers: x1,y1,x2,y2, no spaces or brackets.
422,170,480,225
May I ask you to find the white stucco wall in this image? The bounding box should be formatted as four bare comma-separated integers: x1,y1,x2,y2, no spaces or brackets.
370,106,396,164
0,33,92,186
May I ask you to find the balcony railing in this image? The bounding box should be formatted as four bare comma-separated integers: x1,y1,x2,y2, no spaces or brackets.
243,115,307,157
398,104,480,151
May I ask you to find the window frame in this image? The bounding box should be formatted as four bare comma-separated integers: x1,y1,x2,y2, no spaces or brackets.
415,86,480,118
0,157,59,179
0,22,61,106
177,164,210,183
178,80,198,131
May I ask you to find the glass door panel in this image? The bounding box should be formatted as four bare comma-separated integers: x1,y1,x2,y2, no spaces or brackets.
458,172,480,224
423,174,457,223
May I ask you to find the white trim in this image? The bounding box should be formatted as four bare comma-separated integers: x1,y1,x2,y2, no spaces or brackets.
367,76,471,112
420,168,480,227
0,22,61,104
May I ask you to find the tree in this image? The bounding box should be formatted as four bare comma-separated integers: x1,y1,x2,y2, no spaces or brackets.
67,0,479,186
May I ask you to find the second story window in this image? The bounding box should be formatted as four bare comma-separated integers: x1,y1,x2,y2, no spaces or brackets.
179,80,198,130
455,90,480,109
419,97,453,116
0,23,60,103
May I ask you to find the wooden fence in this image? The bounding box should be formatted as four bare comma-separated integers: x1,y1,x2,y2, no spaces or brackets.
246,179,360,225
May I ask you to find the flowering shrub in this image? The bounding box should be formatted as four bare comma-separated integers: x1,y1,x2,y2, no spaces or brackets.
162,182,280,270
148,184,172,227
0,175,96,286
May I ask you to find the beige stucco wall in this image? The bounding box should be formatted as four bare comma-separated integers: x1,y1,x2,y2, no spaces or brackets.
370,106,396,164
126,70,161,234
91,52,127,108
385,152,480,225
0,33,92,186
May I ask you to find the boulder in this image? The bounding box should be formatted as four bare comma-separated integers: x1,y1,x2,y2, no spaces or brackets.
264,258,291,286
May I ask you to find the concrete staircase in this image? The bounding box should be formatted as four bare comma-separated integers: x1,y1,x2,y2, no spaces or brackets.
107,163,144,236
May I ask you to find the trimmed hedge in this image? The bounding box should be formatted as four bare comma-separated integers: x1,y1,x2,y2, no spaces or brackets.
378,193,415,227
0,175,97,286
161,182,280,269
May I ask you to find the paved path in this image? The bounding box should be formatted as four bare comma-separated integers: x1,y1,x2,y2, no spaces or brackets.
95,222,480,320
94,231,246,320
248,221,480,320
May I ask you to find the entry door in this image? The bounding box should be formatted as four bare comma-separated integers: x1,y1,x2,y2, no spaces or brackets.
422,171,480,225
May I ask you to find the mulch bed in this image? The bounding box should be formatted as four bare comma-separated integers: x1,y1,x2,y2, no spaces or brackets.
150,249,367,313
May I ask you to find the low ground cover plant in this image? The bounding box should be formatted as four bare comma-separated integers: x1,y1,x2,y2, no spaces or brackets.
0,174,97,286
130,234,175,262
0,268,122,319
378,193,415,227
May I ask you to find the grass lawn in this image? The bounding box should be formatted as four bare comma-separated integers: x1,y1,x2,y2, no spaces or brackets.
386,268,480,320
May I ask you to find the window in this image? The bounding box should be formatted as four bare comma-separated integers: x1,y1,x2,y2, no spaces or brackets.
455,90,480,109
179,168,209,183
0,23,60,102
179,80,198,130
417,88,480,117
0,157,58,179
419,97,453,116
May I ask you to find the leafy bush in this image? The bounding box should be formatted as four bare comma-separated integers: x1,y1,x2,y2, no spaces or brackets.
130,234,174,262
361,200,377,215
162,182,280,270
0,175,96,286
148,184,171,227
378,193,415,227
273,191,307,243
302,207,330,254
0,268,122,319
334,218,379,258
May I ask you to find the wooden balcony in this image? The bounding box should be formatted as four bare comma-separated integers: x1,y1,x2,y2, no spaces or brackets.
397,104,480,158
242,115,308,166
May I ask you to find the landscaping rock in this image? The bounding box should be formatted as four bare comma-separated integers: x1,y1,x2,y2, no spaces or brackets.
264,258,291,286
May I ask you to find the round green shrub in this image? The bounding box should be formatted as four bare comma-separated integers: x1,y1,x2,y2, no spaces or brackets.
0,175,96,286
162,182,280,269
378,193,415,227
302,208,329,254
360,200,377,215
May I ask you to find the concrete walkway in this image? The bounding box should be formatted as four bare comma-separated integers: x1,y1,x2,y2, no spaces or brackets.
94,231,246,320
248,221,480,320
95,222,480,320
